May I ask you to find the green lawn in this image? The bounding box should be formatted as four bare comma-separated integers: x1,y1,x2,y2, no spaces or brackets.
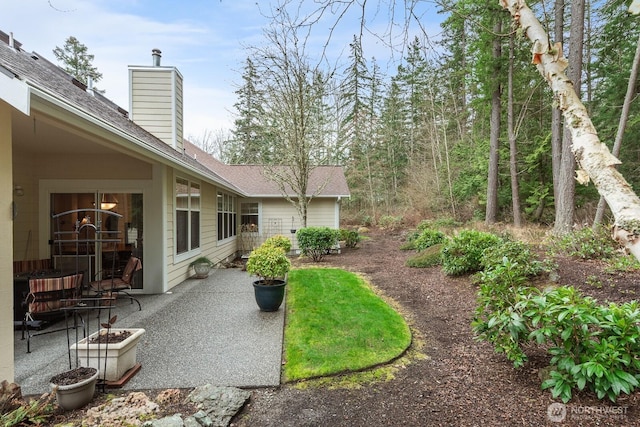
283,268,411,381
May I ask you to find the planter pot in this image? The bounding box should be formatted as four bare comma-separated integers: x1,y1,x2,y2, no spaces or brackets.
253,280,286,312
50,367,98,410
70,328,145,382
193,263,211,279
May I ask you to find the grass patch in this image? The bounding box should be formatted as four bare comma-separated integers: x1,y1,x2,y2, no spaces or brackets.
284,268,411,382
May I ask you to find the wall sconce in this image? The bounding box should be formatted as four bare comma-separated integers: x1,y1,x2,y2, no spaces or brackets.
14,185,24,197
100,193,118,210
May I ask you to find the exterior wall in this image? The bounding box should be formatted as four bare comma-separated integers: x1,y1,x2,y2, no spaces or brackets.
165,172,238,290
252,198,339,249
129,67,183,151
0,102,14,382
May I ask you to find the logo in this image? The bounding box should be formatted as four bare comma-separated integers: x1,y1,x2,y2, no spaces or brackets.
547,402,567,422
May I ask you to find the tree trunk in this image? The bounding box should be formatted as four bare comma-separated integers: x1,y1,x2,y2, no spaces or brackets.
551,0,564,213
554,0,583,234
593,31,640,226
500,0,640,260
508,32,523,227
486,20,502,225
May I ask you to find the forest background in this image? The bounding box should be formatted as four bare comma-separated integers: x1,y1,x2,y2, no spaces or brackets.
192,0,637,232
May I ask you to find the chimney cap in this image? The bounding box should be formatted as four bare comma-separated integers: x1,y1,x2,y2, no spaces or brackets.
152,48,162,66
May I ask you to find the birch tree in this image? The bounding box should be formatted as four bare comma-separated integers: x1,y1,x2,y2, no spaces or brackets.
501,0,640,260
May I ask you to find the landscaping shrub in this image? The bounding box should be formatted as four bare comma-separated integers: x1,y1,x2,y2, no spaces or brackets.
414,228,446,252
296,227,340,262
339,229,361,248
441,230,502,276
473,271,640,403
549,225,619,260
263,234,292,253
378,215,403,230
480,239,544,278
406,244,443,268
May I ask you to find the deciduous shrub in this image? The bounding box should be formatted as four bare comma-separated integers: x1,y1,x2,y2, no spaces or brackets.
339,229,361,248
378,215,402,230
406,244,443,268
441,230,502,276
296,227,339,262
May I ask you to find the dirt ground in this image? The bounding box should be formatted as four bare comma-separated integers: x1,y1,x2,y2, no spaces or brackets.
42,228,640,426
234,228,640,427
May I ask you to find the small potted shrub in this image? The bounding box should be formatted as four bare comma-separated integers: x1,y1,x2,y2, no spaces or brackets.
263,234,292,254
246,244,291,311
189,256,216,279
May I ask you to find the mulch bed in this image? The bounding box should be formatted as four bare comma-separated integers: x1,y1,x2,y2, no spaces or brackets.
234,228,640,427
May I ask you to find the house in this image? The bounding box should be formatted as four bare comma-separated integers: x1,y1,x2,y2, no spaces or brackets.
0,31,349,383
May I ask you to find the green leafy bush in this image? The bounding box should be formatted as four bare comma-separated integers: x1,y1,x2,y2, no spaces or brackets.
339,229,361,248
263,234,293,253
246,244,291,284
406,244,443,268
473,276,640,403
441,230,502,276
549,226,619,260
481,240,544,278
414,229,446,252
296,227,339,262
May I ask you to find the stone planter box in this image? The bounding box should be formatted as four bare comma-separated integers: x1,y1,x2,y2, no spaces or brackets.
70,328,145,382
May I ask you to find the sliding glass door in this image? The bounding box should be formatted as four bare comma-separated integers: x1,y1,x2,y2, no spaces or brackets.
50,192,144,289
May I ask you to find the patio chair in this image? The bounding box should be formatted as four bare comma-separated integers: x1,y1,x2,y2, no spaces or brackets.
22,272,85,353
89,256,142,311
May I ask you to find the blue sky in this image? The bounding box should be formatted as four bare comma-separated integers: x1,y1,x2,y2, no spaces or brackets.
2,0,442,139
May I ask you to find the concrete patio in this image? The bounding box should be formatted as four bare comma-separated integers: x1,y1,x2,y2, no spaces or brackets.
14,268,285,396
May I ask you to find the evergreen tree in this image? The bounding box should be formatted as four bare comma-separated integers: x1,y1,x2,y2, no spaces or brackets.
53,36,102,86
231,57,268,164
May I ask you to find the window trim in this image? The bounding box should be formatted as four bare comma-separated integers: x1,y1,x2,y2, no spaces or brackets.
217,191,237,242
175,177,201,261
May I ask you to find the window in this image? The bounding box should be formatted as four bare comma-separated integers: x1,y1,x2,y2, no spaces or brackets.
217,192,237,240
176,178,200,254
240,202,259,232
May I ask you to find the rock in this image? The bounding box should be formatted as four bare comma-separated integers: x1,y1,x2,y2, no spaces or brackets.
187,385,251,427
84,391,159,426
142,414,184,427
156,388,182,405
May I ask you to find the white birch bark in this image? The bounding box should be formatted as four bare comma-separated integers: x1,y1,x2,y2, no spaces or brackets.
500,0,640,259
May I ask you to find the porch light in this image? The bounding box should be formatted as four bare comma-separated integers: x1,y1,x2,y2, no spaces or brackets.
100,194,118,210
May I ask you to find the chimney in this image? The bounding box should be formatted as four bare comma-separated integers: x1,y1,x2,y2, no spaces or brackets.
86,75,94,96
128,50,184,151
152,48,162,66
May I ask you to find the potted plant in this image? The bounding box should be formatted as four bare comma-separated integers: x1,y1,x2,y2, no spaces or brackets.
70,315,145,382
49,366,99,410
263,234,293,254
189,256,216,279
246,243,291,311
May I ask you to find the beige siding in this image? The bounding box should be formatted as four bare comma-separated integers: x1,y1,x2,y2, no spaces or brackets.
254,198,338,249
130,68,183,150
165,175,238,290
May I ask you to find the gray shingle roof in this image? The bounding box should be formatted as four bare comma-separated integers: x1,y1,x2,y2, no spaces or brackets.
183,140,350,198
0,32,239,193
